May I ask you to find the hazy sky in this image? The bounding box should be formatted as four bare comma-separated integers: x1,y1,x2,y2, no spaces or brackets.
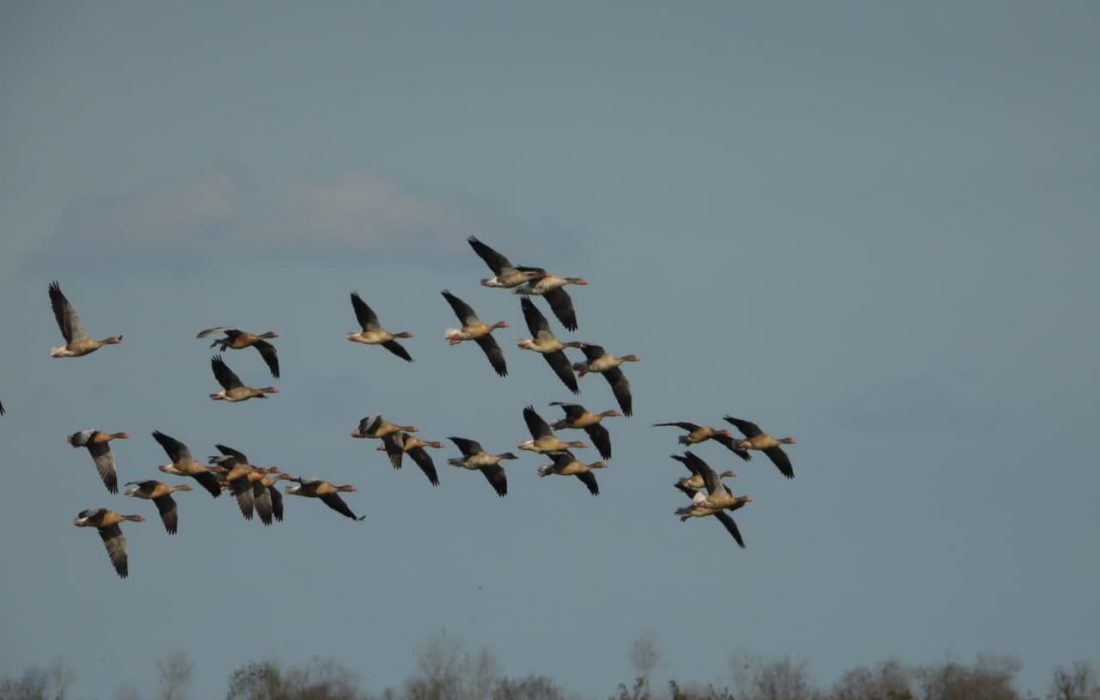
2,2,1098,698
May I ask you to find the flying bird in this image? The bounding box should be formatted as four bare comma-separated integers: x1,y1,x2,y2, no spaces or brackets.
723,416,797,479
152,430,222,497
447,437,516,497
653,421,752,461
549,401,621,460
537,450,606,496
73,508,144,578
518,405,587,454
67,429,129,493
513,273,587,331
516,297,583,393
286,478,365,521
375,431,443,486
467,236,547,288
346,292,414,362
572,344,639,417
671,451,736,499
209,355,278,402
48,282,123,357
672,452,752,548
441,290,509,377
123,480,193,535
196,327,280,378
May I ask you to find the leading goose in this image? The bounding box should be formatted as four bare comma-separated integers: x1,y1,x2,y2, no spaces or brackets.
286,478,365,521
196,327,280,378
48,282,123,358
67,429,129,493
513,273,587,331
73,508,144,578
537,450,606,496
653,421,752,462
549,401,621,460
441,290,509,377
347,292,414,362
209,355,278,402
518,405,587,454
516,297,583,393
447,437,515,497
123,480,193,534
152,430,222,497
467,236,547,288
571,344,639,417
723,416,797,479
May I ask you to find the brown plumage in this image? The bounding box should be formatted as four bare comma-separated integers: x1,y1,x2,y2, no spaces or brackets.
347,292,414,362
49,282,123,358
68,429,129,493
286,478,365,521
73,508,144,578
441,290,509,377
123,480,193,534
723,416,796,479
447,437,516,497
196,327,280,378
549,402,621,460
209,355,278,402
653,421,752,461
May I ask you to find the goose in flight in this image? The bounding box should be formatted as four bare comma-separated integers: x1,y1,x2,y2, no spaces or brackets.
67,429,129,493
73,508,144,578
723,416,796,479
516,297,583,393
548,401,621,460
441,290,509,377
286,478,365,521
196,327,280,378
123,480,193,534
518,405,587,454
49,282,122,357
152,430,223,497
571,344,639,417
653,421,752,461
209,355,278,402
512,273,587,331
467,236,547,288
346,292,414,362
447,437,516,497
537,450,606,496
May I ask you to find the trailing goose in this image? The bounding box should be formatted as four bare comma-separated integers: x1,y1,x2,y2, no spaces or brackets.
152,430,222,497
653,421,752,461
346,292,414,362
123,480,193,534
513,274,587,331
375,432,442,486
286,478,365,521
549,401,621,460
518,405,587,454
571,344,639,417
674,495,751,549
209,355,278,402
537,450,606,496
441,290,509,377
49,282,123,357
516,297,582,393
723,416,797,479
196,327,280,378
73,508,144,578
447,437,516,496
467,236,546,288
67,429,129,493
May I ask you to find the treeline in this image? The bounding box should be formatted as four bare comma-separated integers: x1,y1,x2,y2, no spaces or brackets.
2,634,1098,700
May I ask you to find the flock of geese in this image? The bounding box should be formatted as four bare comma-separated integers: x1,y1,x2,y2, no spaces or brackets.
25,237,796,578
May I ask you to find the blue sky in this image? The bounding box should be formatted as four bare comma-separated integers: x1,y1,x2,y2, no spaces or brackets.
2,1,1098,697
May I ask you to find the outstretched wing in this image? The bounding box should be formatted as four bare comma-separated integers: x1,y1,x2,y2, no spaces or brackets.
49,281,88,343
152,431,191,464
98,524,130,578
723,416,764,438
447,436,484,457
575,471,599,496
654,421,702,432
480,464,508,497
475,335,508,377
467,236,514,275
585,423,612,460
543,351,579,394
520,297,551,338
381,340,413,363
714,511,746,548
543,288,578,331
522,405,553,440
764,446,795,479
253,340,280,378
350,292,380,331
87,442,119,494
211,355,243,390
407,447,440,486
603,367,633,417
320,493,364,521
153,495,179,534
441,290,481,326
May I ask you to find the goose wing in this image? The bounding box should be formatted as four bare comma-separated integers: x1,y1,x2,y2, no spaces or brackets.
253,339,280,378
474,335,508,377
467,236,513,275
381,434,404,469
320,493,364,521
543,287,578,331
195,326,230,339
723,416,764,438
211,355,243,390
407,447,440,486
520,297,552,338
350,292,380,331
215,444,250,464
381,340,413,363
543,351,579,394
603,367,633,417
584,423,612,460
87,441,119,494
713,432,753,462
97,524,129,578
441,290,481,326
654,421,702,432
252,483,274,525
191,471,223,498
269,486,284,522
714,511,746,548
230,477,254,519
579,344,607,362
480,464,508,496
575,470,599,496
522,405,553,439
153,495,179,534
448,437,484,457
152,431,191,464
764,446,795,479
49,281,90,343
549,401,586,421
